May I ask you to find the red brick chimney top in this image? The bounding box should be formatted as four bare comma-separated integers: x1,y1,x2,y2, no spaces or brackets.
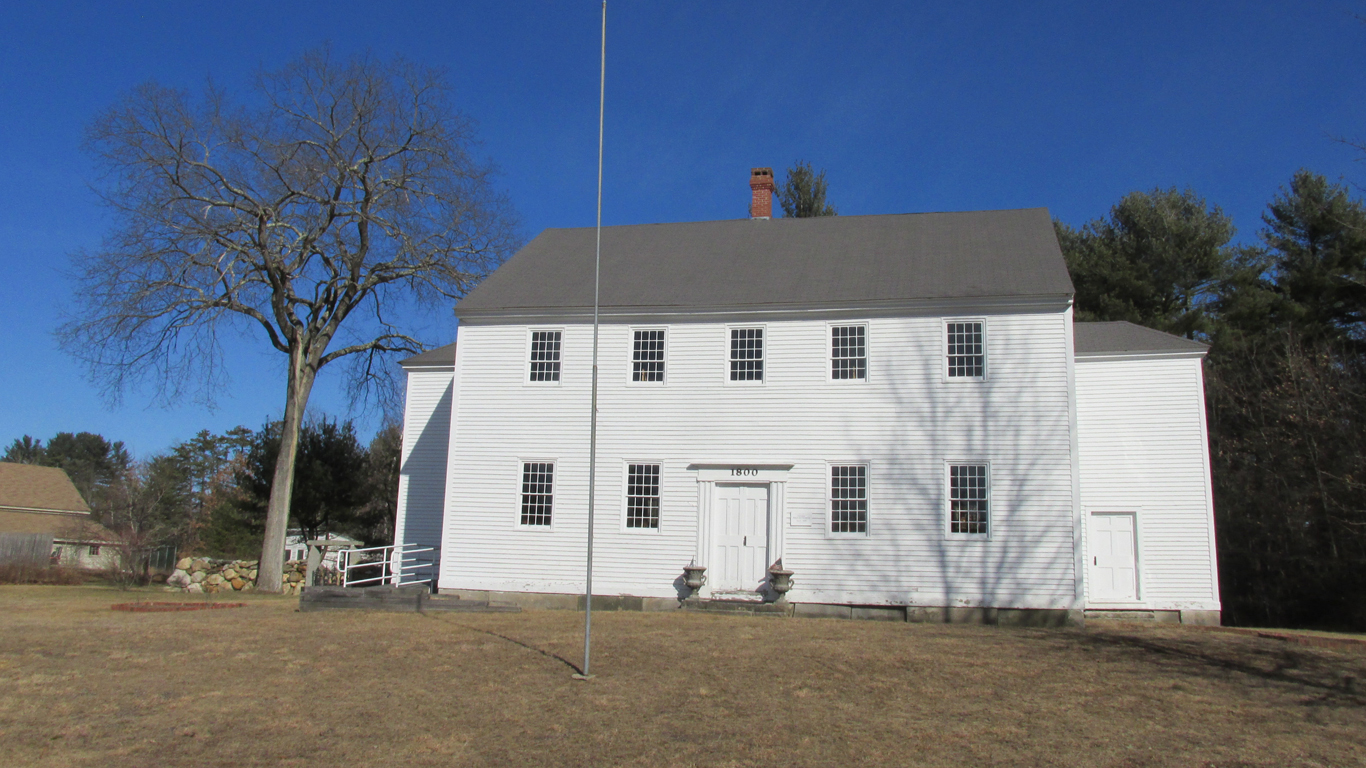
749,167,775,219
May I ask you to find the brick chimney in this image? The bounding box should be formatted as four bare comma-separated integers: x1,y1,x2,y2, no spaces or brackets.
749,167,775,219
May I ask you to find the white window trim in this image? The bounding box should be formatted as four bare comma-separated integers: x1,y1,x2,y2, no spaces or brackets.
827,321,870,384
825,460,871,538
626,326,669,387
942,317,988,383
524,327,565,387
944,460,992,540
724,324,767,386
620,460,664,533
516,458,558,530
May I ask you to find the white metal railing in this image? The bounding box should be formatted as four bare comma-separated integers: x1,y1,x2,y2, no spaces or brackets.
336,543,436,588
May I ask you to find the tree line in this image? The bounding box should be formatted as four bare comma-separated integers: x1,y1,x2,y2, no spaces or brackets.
2,418,402,577
1059,170,1366,630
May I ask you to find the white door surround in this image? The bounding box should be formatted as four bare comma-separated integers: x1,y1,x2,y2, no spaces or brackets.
689,464,790,599
1088,511,1139,603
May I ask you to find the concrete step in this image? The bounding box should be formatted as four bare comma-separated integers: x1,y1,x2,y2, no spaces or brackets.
680,597,792,617
299,586,522,613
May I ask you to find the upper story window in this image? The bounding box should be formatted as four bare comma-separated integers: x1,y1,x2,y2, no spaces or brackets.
520,461,555,526
529,330,562,382
729,328,764,381
625,463,661,529
948,463,989,536
831,325,867,380
632,329,665,382
946,321,985,379
830,465,868,534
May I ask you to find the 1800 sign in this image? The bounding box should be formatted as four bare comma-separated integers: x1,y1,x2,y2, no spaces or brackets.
730,467,759,477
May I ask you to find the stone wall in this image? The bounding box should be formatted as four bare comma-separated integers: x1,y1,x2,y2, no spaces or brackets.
164,557,310,595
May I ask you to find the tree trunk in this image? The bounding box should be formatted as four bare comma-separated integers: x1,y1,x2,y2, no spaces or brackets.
256,350,318,593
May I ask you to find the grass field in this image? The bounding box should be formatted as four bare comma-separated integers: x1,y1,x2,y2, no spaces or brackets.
1,585,1364,767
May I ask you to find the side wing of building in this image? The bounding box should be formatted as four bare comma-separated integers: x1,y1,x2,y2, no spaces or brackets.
1074,322,1220,623
395,346,456,578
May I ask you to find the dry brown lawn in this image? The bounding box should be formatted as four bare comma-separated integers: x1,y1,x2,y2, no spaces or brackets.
1,585,1364,767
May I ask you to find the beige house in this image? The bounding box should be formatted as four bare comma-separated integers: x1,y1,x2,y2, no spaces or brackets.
0,463,118,569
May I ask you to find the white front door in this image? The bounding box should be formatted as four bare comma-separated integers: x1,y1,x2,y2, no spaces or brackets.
1089,512,1138,602
711,484,770,593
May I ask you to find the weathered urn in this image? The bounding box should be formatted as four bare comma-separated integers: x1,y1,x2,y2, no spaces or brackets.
682,563,707,592
768,563,794,598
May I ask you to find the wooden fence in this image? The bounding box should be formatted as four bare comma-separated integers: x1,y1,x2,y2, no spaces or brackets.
0,533,54,567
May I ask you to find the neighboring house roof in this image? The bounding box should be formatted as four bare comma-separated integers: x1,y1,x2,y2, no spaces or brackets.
0,463,91,513
0,510,115,542
1074,321,1210,357
455,208,1074,318
400,343,456,369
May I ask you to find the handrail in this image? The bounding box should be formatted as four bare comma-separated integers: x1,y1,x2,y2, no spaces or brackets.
335,543,436,588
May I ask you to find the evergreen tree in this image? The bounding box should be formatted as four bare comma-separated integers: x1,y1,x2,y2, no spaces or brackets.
1057,187,1234,337
777,161,838,218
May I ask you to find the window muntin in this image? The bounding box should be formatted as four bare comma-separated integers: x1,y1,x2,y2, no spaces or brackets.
831,325,867,380
520,462,554,526
729,328,764,381
632,330,665,382
946,321,984,379
830,465,868,534
625,463,661,529
949,464,989,535
529,331,562,382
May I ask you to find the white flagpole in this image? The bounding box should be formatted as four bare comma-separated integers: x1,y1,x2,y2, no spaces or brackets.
577,0,607,681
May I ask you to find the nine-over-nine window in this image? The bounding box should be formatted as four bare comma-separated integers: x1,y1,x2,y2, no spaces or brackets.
830,465,868,534
529,330,562,382
520,462,555,526
949,464,989,535
730,328,764,381
625,463,661,529
831,325,867,380
946,321,985,378
632,330,666,382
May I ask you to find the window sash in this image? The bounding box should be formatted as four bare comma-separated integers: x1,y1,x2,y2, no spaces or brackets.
729,328,764,381
831,325,867,380
625,463,661,529
830,465,868,534
632,330,665,382
949,464,989,535
529,331,562,382
520,462,554,526
946,321,984,378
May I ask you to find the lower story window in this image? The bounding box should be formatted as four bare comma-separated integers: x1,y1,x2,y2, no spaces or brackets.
625,463,660,529
949,464,989,535
88,545,100,556
831,465,868,534
521,462,554,526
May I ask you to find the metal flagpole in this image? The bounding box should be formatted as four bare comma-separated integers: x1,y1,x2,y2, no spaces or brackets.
576,0,607,681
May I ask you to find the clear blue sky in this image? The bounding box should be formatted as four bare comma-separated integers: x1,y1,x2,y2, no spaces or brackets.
2,1,1363,458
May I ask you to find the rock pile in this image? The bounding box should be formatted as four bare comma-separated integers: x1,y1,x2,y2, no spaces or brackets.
164,557,311,595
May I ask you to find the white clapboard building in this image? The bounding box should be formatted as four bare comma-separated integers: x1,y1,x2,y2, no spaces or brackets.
394,173,1220,626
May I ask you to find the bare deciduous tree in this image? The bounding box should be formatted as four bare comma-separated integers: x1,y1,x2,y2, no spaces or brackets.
60,48,519,591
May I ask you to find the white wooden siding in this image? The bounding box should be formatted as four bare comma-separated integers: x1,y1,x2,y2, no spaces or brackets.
395,367,454,568
441,309,1080,609
1075,355,1219,611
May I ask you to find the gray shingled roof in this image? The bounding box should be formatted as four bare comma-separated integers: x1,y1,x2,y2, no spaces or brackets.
1074,321,1209,356
399,343,456,368
455,208,1073,317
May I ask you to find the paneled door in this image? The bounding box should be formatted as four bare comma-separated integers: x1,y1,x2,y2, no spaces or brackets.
1088,512,1138,602
710,484,770,593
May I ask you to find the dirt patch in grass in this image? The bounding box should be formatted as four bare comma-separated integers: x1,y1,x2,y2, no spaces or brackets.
1,586,1364,767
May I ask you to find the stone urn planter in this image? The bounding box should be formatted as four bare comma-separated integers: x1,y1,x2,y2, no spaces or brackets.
682,563,707,593
767,563,794,601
